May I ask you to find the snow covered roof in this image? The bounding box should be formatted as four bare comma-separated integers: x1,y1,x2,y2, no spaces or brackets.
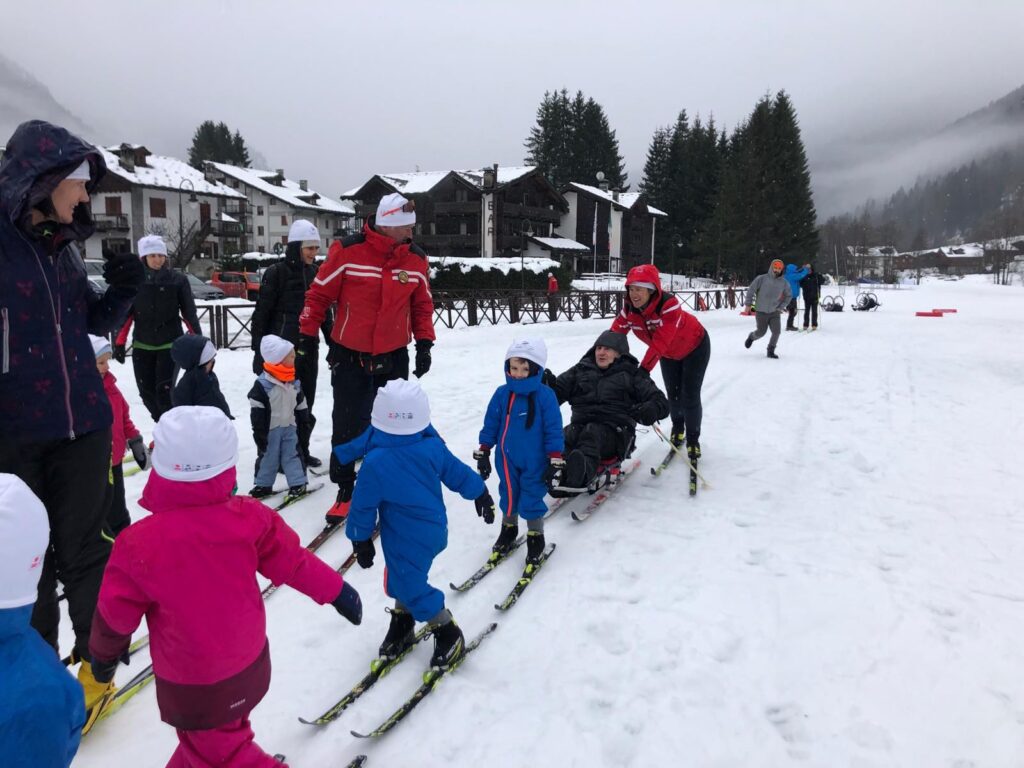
939,244,984,259
983,235,1024,251
208,163,355,215
219,212,238,223
564,183,666,216
343,166,539,198
99,145,246,199
529,235,591,252
616,191,667,216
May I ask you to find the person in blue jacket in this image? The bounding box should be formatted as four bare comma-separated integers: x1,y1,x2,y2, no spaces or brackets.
0,120,143,719
474,337,563,568
338,379,495,670
784,262,811,331
0,474,85,768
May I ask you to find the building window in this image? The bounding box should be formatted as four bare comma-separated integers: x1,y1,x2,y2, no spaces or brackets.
105,197,122,215
257,206,264,216
280,215,288,226
149,197,166,218
257,226,265,236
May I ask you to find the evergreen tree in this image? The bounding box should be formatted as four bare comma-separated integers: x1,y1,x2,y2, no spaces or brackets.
188,120,253,169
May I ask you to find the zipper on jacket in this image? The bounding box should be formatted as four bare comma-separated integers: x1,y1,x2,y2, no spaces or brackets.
337,301,351,341
1,307,9,374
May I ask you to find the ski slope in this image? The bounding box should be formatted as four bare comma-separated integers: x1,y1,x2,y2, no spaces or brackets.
69,276,1024,767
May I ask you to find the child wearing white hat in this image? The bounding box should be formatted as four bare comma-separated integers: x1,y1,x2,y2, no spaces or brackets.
0,474,86,766
247,335,312,499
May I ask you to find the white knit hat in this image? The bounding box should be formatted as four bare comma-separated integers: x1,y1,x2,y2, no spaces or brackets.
151,406,238,482
90,334,112,358
259,335,294,365
199,340,217,365
288,219,321,245
371,379,430,435
138,234,167,257
65,159,92,181
505,337,548,368
376,193,416,227
0,474,50,609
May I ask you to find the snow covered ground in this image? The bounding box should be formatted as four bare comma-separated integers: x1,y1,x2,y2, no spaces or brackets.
69,276,1024,767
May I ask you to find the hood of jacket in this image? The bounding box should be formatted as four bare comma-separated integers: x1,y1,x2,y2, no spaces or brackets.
170,334,208,370
504,369,544,394
579,346,641,374
139,467,237,514
0,120,106,236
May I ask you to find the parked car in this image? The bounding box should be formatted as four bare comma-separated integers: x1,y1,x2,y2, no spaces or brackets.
186,273,226,300
88,275,108,297
209,271,261,300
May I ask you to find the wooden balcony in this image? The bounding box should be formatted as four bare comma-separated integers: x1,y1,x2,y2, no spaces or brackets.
93,213,130,231
433,201,480,215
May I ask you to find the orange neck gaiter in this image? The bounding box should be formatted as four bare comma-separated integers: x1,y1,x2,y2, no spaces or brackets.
263,361,295,382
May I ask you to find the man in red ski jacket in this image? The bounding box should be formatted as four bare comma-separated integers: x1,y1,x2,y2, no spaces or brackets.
298,192,436,521
610,263,710,460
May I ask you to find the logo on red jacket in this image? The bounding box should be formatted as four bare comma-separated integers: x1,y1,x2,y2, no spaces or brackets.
397,271,409,284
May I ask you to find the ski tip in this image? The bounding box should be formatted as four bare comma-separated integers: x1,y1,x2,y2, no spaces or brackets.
350,730,373,739
297,716,319,726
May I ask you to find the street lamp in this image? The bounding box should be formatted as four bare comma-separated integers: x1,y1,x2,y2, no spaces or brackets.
178,178,199,266
593,171,606,279
670,234,683,291
521,218,534,291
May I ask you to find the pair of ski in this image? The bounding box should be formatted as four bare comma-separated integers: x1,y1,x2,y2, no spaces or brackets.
299,622,499,738
651,446,698,496
85,510,358,732
449,534,557,611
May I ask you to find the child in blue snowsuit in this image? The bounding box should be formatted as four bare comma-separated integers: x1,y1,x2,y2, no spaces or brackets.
338,379,495,670
784,263,810,330
474,337,563,567
0,474,84,768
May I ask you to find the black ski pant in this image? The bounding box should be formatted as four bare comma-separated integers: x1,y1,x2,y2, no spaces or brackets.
564,422,629,484
786,298,798,329
106,462,131,536
328,345,409,488
0,428,112,660
803,298,819,328
133,346,175,421
659,331,711,446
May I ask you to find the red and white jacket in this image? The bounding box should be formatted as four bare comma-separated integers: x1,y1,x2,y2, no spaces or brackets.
299,220,435,354
610,263,706,371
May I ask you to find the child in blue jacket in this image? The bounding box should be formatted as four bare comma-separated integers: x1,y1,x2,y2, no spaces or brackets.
338,379,495,670
474,338,563,567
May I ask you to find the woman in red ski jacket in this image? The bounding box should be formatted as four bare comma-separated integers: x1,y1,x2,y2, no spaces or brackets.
610,263,710,458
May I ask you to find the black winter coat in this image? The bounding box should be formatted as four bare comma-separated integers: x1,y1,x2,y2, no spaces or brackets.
125,265,200,347
170,335,233,418
552,348,670,429
799,272,826,301
251,249,332,348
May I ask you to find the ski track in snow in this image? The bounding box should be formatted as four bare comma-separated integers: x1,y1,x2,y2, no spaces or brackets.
68,277,1024,768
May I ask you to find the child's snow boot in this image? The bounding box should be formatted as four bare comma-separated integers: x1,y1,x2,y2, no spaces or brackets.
492,522,519,556
525,531,546,567
378,607,416,660
430,618,465,670
286,484,307,501
248,485,275,499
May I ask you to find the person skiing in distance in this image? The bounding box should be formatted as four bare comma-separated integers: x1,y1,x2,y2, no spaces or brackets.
547,331,669,490
89,406,362,767
783,262,810,331
743,258,792,359
248,335,311,500
339,379,495,670
92,335,147,537
610,263,710,461
299,192,435,524
475,338,563,567
170,334,233,418
0,474,85,767
799,264,826,329
250,219,332,466
0,120,144,721
114,234,201,422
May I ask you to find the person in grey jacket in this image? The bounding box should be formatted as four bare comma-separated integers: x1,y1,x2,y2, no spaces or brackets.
743,259,791,359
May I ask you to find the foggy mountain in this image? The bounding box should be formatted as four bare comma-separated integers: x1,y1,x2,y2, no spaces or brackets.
0,52,93,144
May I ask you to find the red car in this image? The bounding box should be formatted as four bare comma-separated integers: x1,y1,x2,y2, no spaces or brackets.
209,271,261,300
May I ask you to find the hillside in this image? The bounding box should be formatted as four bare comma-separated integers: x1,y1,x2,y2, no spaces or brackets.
0,52,91,143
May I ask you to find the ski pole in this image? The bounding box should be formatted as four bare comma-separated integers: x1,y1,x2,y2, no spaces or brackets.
652,424,711,489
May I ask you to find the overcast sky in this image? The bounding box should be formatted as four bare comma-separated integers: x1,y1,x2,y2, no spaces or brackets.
2,0,1021,216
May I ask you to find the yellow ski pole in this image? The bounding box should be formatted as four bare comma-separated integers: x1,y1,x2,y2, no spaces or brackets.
652,424,711,489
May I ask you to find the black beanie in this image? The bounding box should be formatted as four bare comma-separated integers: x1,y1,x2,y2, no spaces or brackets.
594,330,629,355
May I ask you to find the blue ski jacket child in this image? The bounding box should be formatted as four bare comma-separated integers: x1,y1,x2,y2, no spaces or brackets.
479,366,563,521
336,425,484,621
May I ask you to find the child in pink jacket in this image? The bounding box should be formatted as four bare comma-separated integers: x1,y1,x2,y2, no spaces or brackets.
88,406,362,767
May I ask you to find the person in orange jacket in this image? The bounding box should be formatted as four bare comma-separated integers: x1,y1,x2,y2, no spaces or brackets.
298,192,436,523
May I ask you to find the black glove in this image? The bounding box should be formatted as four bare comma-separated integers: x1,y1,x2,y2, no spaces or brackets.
353,538,376,569
90,649,130,684
102,250,144,291
297,334,319,359
413,339,433,378
630,402,660,426
252,351,264,376
331,581,362,625
543,457,565,490
474,490,496,524
127,435,148,470
113,344,127,364
541,368,558,389
473,448,491,480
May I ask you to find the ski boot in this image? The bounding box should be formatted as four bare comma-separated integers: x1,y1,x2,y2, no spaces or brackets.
492,522,519,556
378,607,416,660
326,482,353,525
687,442,701,462
744,333,754,349
285,484,307,502
248,485,275,499
79,660,117,735
430,619,465,670
670,425,685,448
525,531,546,567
